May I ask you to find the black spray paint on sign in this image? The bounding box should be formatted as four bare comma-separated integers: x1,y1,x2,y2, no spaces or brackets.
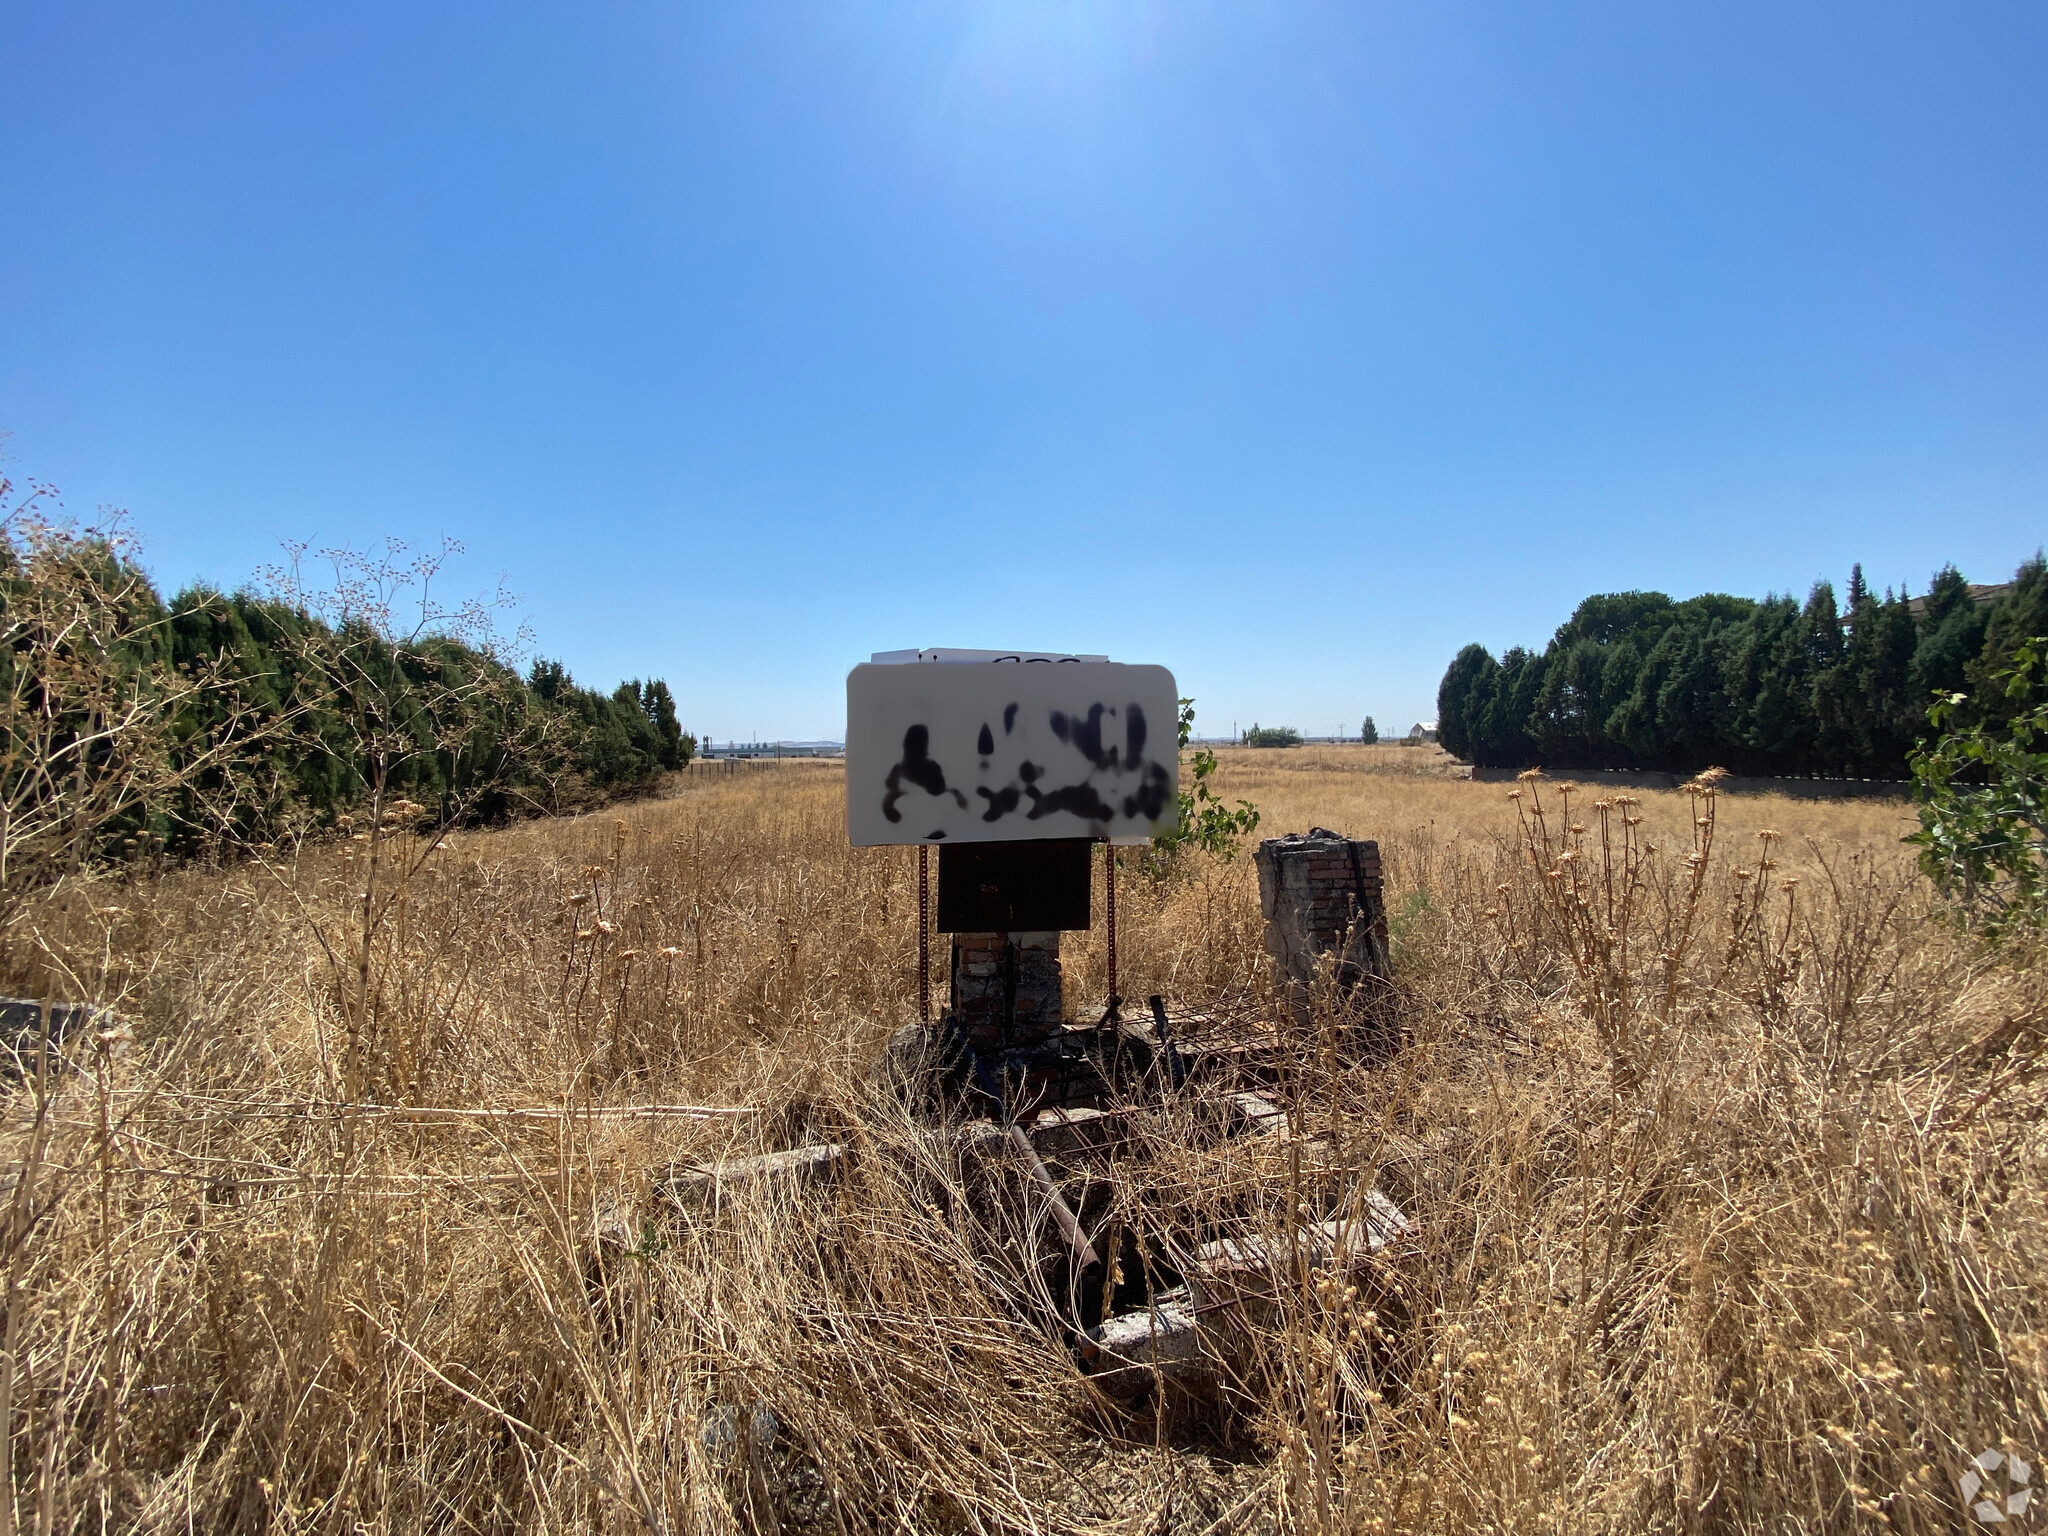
845,662,1179,846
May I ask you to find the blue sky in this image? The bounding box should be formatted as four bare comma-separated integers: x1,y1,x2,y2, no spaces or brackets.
3,3,2042,742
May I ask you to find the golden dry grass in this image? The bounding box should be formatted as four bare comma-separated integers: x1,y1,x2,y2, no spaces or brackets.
2,752,2042,1533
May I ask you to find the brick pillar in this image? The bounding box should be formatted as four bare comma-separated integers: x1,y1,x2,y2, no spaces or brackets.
1253,828,1389,1024
951,931,1063,1051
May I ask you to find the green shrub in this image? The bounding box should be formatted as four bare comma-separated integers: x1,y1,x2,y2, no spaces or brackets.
1909,634,2048,937
1151,699,1260,866
1244,723,1301,748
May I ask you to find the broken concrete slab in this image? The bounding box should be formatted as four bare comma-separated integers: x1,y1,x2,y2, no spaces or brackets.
1187,1196,1412,1323
1081,1285,1211,1397
1027,1104,1126,1157
1223,1092,1288,1138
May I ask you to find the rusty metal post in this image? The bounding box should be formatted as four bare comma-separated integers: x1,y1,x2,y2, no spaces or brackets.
1104,841,1118,1008
917,844,931,1024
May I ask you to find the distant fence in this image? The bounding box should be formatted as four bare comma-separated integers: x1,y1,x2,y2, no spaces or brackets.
683,756,840,778
1193,738,1441,748
1468,765,1913,801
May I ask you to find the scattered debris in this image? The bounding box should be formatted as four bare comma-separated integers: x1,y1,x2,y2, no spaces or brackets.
1224,1090,1288,1137
701,1398,780,1454
754,827,1417,1432
0,997,116,1080
1189,1200,1411,1324
668,1143,851,1200
928,993,1415,1412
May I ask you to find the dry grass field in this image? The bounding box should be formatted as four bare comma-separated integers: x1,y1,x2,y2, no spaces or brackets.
3,748,2043,1533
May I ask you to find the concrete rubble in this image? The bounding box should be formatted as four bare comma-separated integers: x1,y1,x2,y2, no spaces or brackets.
1080,1289,1207,1396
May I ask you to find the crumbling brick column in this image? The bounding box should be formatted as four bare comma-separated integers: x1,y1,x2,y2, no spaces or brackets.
950,932,1063,1050
1254,828,1389,1025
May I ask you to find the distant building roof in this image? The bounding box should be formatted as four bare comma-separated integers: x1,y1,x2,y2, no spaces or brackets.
1908,582,2012,618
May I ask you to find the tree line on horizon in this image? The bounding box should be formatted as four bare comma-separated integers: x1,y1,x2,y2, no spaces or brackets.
1436,556,2048,778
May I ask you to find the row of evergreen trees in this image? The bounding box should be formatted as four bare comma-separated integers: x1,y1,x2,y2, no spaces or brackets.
152,590,693,848
1437,557,2048,778
2,497,694,876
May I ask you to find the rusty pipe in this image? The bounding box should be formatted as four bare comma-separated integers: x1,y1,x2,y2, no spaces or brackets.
1007,1123,1100,1274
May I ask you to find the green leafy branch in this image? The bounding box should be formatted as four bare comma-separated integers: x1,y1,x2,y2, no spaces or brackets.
1150,698,1260,867
1908,635,2048,938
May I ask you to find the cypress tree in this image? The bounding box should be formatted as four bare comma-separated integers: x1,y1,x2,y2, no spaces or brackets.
1654,623,1737,772
637,678,688,767
1722,595,1794,774
1974,555,2048,728
1436,644,1497,762
1485,648,1546,769
1865,588,1920,774
1533,638,1611,765
1800,582,1848,775
1908,565,1988,714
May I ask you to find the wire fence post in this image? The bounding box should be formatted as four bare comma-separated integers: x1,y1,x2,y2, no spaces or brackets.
1105,840,1118,1009
918,843,931,1025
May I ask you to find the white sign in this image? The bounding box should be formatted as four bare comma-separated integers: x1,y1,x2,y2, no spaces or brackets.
846,661,1180,846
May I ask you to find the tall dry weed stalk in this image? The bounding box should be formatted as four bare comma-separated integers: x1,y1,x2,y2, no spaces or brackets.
1498,769,1723,1090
